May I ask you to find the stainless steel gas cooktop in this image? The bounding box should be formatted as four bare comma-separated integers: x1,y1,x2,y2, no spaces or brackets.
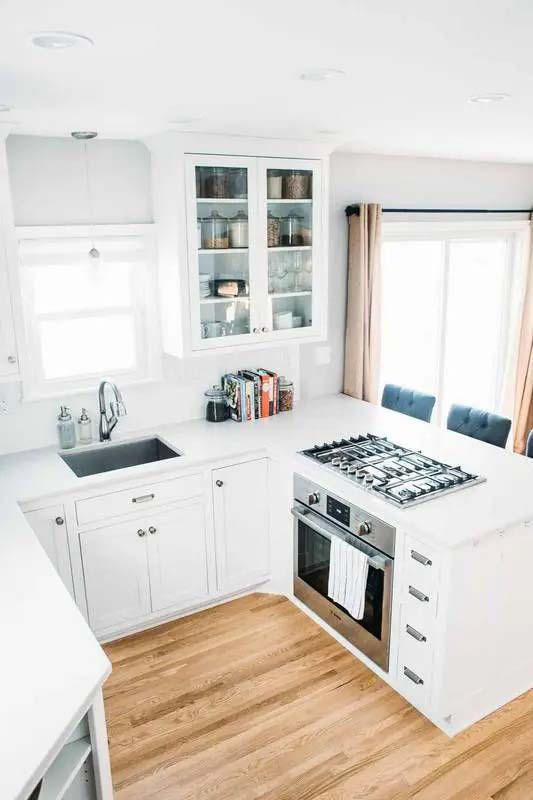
300,434,485,508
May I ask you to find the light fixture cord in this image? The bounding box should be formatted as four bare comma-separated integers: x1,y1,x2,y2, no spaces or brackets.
83,140,98,254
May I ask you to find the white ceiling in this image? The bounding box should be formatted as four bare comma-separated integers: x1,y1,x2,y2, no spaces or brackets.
1,0,533,162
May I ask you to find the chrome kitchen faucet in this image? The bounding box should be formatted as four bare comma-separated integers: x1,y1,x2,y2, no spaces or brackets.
98,380,127,442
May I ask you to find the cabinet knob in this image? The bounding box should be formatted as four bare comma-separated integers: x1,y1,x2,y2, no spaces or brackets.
148,526,157,535
7,355,17,365
55,516,64,526
216,479,224,487
137,528,146,537
253,327,260,334
261,326,269,333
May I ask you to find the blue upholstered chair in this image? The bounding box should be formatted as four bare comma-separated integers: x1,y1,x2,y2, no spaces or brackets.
381,384,436,423
526,430,533,458
447,404,511,448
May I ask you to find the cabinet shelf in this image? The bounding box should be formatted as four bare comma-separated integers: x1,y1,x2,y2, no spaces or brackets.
268,246,312,252
197,198,247,204
198,248,248,255
40,737,91,800
267,198,312,204
201,296,250,305
269,291,312,299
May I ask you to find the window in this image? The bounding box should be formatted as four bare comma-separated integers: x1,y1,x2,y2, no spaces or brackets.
380,222,527,424
16,225,160,398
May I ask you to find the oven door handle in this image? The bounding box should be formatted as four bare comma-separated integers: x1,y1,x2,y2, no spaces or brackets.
291,505,389,572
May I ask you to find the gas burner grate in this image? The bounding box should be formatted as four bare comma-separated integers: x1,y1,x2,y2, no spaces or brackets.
300,434,485,508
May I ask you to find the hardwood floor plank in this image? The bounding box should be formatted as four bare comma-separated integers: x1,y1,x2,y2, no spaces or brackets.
103,593,533,800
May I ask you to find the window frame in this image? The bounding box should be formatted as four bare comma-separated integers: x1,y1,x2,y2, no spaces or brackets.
380,219,529,426
12,223,162,400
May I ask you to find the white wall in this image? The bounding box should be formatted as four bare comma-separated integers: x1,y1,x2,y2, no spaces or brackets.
0,135,298,454
300,151,533,400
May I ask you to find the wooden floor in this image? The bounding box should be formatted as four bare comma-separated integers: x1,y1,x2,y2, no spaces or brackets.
103,593,533,800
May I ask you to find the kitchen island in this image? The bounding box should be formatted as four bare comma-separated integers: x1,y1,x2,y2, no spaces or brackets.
1,393,532,798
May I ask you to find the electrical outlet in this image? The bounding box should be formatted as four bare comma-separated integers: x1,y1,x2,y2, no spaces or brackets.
0,397,8,415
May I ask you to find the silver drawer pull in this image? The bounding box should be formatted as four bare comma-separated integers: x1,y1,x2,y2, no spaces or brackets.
406,624,427,642
411,549,432,566
404,666,424,685
409,585,429,603
131,493,155,504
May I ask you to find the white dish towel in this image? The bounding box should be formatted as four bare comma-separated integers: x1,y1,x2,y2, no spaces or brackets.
327,536,369,620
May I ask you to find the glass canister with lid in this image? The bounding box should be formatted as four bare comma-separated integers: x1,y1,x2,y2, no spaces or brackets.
204,167,229,198
201,210,229,249
228,211,249,248
204,385,230,422
284,170,311,199
267,210,281,247
278,376,294,412
280,211,304,246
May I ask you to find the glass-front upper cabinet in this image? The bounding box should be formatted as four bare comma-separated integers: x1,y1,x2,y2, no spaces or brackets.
185,154,323,350
260,158,321,339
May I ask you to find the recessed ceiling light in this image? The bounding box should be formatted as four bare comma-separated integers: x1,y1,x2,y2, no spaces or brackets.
300,68,346,82
0,105,12,113
469,93,510,104
32,31,94,49
71,131,98,140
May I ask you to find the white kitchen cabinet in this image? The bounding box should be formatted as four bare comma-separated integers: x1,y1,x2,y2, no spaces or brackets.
0,135,19,380
80,519,151,633
24,505,75,597
183,153,326,353
148,500,209,612
81,500,209,634
212,458,270,593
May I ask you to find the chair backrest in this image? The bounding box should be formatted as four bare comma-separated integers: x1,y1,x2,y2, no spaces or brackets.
447,404,511,448
526,430,533,458
381,384,436,423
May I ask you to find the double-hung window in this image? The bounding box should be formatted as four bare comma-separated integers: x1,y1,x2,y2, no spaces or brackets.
379,221,528,425
15,224,160,398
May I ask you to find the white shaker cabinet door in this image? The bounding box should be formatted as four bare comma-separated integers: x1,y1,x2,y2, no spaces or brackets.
80,520,151,633
24,505,75,597
212,458,270,594
147,501,210,613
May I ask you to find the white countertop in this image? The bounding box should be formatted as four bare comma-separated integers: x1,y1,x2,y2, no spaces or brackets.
2,393,532,798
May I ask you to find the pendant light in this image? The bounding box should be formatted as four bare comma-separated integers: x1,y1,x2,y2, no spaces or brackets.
71,130,100,259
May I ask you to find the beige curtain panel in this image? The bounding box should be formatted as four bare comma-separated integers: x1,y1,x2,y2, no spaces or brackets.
513,222,533,453
343,203,382,403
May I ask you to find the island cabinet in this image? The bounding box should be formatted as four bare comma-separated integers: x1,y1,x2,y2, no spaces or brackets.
24,504,75,597
212,458,270,594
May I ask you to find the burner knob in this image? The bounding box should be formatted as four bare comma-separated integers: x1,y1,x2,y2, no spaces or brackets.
331,458,342,467
308,492,320,506
340,461,350,471
358,521,372,537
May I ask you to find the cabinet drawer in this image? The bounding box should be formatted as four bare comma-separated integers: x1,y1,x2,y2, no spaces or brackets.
403,578,438,623
398,661,431,709
398,604,434,677
76,473,203,526
404,536,440,596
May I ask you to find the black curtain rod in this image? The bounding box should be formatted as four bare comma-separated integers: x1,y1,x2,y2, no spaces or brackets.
345,204,532,217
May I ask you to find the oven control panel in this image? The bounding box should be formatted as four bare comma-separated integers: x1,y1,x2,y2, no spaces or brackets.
326,495,350,527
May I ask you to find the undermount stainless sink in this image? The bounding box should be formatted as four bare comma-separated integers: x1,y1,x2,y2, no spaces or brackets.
60,436,182,477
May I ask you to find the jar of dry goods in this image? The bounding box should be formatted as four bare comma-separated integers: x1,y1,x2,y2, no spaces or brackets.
204,167,229,198
284,170,310,199
202,211,229,249
280,212,303,246
278,376,294,412
228,211,248,248
229,168,247,199
267,170,283,199
267,211,281,247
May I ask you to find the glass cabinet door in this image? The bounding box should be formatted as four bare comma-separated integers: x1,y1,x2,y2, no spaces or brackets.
263,161,319,336
187,156,256,347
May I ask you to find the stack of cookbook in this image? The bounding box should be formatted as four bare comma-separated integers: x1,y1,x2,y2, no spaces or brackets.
222,369,280,422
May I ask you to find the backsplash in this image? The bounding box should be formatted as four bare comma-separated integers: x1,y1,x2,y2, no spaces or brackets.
0,345,300,455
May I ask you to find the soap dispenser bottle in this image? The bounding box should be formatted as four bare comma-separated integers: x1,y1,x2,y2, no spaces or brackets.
78,408,92,444
57,406,76,449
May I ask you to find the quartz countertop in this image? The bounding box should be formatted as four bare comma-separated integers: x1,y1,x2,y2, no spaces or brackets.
2,393,532,799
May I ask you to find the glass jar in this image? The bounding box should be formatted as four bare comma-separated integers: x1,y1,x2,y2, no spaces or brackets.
228,211,248,248
205,385,230,422
267,211,281,247
267,170,283,199
278,377,294,412
284,170,311,199
229,168,247,199
280,212,303,246
204,167,229,198
201,211,229,249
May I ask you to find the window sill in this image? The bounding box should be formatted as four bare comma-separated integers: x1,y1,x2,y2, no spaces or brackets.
21,374,161,403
